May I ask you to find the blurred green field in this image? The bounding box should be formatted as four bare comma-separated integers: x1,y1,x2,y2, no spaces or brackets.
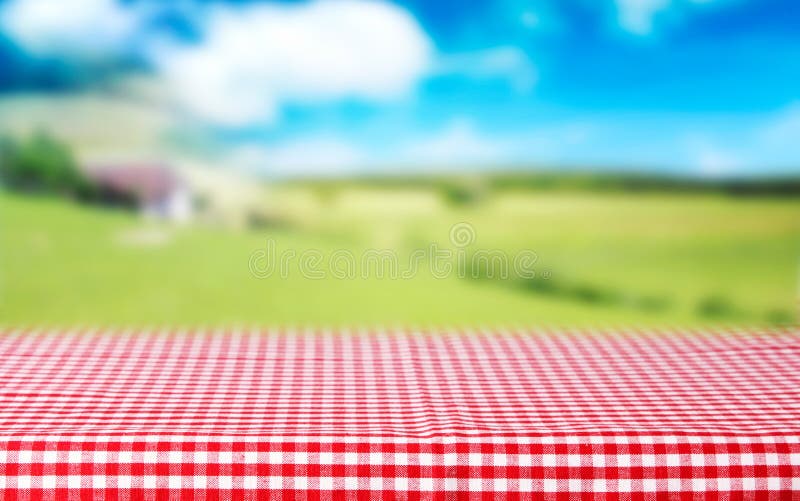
2,188,798,326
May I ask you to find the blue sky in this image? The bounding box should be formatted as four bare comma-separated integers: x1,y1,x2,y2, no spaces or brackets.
0,0,798,177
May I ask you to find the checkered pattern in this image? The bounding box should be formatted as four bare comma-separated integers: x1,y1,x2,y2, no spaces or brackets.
0,326,798,499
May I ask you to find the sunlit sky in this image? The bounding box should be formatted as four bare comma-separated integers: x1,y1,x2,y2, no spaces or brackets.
0,0,798,177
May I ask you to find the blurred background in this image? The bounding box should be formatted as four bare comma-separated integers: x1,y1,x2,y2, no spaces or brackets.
0,0,798,326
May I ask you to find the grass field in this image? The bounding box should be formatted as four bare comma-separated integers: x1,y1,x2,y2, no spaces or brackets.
2,187,798,326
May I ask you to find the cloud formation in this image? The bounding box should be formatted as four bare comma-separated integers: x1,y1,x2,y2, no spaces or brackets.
231,138,369,176
0,0,144,59
0,0,538,129
614,0,672,34
154,0,433,126
613,0,725,35
402,119,514,166
437,47,537,93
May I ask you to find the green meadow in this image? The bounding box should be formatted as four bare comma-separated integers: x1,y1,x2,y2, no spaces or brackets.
2,186,798,327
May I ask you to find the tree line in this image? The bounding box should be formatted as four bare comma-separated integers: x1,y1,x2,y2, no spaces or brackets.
0,131,94,199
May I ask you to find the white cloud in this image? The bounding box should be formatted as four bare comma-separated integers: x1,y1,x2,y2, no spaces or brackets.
749,103,800,172
224,119,520,176
614,0,672,35
0,0,143,58
613,0,728,35
402,119,514,166
521,11,542,29
0,0,537,131
691,142,742,176
682,105,800,177
154,0,432,127
758,102,800,147
229,138,369,176
437,46,537,93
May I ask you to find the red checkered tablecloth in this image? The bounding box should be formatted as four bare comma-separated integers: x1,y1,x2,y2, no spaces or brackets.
0,327,798,499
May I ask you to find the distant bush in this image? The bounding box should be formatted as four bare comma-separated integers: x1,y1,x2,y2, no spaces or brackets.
765,309,794,325
505,273,674,313
246,209,291,230
283,170,800,198
569,284,619,305
488,171,800,196
0,131,94,199
696,295,738,319
519,277,562,295
440,178,488,206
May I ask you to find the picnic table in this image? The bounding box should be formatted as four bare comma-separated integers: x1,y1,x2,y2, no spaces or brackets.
0,327,798,498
